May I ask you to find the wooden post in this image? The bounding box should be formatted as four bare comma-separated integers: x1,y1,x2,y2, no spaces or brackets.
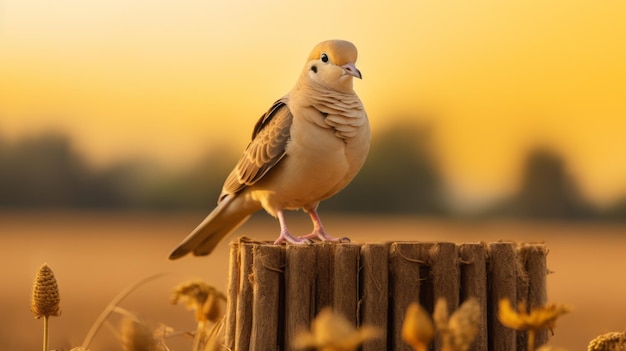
488,242,518,351
234,243,255,351
250,244,283,350
224,241,239,349
459,243,488,351
430,242,460,313
333,244,360,325
225,240,548,351
284,245,317,351
520,243,549,348
431,242,460,351
360,243,389,351
389,242,422,351
314,243,335,313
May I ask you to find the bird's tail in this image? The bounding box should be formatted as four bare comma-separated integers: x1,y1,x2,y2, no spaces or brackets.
169,196,255,259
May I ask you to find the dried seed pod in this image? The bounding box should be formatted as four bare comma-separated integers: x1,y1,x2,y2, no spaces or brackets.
120,317,157,351
31,263,61,319
587,331,626,351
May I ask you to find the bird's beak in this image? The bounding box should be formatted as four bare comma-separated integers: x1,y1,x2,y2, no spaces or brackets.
342,62,362,79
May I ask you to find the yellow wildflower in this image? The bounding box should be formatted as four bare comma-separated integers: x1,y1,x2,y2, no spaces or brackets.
402,302,435,351
171,281,225,323
498,298,569,333
434,298,481,351
294,308,382,351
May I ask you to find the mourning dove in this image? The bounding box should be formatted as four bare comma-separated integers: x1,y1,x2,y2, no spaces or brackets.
169,39,369,259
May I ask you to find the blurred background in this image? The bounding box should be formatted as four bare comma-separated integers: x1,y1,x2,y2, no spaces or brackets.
1,0,625,350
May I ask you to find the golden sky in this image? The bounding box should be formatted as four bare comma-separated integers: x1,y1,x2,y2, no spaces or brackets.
1,1,625,207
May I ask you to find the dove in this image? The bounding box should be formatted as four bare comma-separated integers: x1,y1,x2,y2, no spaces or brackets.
169,39,369,259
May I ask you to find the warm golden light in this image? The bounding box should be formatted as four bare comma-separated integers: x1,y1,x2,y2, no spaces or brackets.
1,0,625,207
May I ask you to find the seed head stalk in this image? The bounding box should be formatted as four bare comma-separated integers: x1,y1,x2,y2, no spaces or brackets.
43,315,49,351
31,263,61,351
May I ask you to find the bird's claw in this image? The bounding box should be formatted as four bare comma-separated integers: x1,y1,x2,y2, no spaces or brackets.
298,231,351,243
273,231,313,246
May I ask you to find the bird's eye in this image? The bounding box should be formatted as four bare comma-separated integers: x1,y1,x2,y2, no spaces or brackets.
320,53,329,63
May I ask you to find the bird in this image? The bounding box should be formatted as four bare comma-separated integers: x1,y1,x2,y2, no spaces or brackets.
169,39,370,259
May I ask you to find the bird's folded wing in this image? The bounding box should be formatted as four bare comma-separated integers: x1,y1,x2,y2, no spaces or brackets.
220,98,293,199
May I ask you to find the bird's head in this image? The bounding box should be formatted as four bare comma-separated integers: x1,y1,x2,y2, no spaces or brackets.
304,40,361,93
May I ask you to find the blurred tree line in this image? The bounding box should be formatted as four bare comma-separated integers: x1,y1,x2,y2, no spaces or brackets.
0,126,624,221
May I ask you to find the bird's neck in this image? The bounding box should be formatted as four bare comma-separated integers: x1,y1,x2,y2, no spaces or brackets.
294,78,359,107
291,80,366,140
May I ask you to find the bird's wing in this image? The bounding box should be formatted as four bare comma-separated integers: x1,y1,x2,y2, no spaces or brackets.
219,97,293,200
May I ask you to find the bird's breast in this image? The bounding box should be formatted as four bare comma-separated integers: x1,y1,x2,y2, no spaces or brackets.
249,116,354,211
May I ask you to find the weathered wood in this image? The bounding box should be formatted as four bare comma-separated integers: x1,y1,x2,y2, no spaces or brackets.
431,242,460,312
234,243,255,351
360,243,389,351
431,242,461,351
516,245,530,350
224,241,239,349
520,243,549,348
315,243,335,313
459,243,488,351
488,242,518,351
389,242,422,351
333,244,360,325
225,240,549,351
250,244,283,350
284,245,317,351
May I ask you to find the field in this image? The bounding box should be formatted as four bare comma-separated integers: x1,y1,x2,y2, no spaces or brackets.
1,211,625,350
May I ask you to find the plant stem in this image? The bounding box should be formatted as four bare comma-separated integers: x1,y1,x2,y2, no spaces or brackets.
80,272,168,348
192,320,206,351
527,330,535,351
43,315,49,351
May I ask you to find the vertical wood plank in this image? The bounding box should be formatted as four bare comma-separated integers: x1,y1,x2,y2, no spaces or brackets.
430,242,460,312
315,243,335,313
389,242,422,351
459,243,488,351
284,245,317,351
234,243,255,351
333,243,360,326
250,245,283,350
360,243,389,351
521,243,549,348
430,242,460,351
488,242,518,351
224,241,239,350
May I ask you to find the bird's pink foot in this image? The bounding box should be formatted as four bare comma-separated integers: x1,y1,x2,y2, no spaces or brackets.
298,229,350,243
273,230,313,246
274,210,313,246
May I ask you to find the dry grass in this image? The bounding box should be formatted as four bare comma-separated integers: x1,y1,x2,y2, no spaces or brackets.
587,331,626,351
